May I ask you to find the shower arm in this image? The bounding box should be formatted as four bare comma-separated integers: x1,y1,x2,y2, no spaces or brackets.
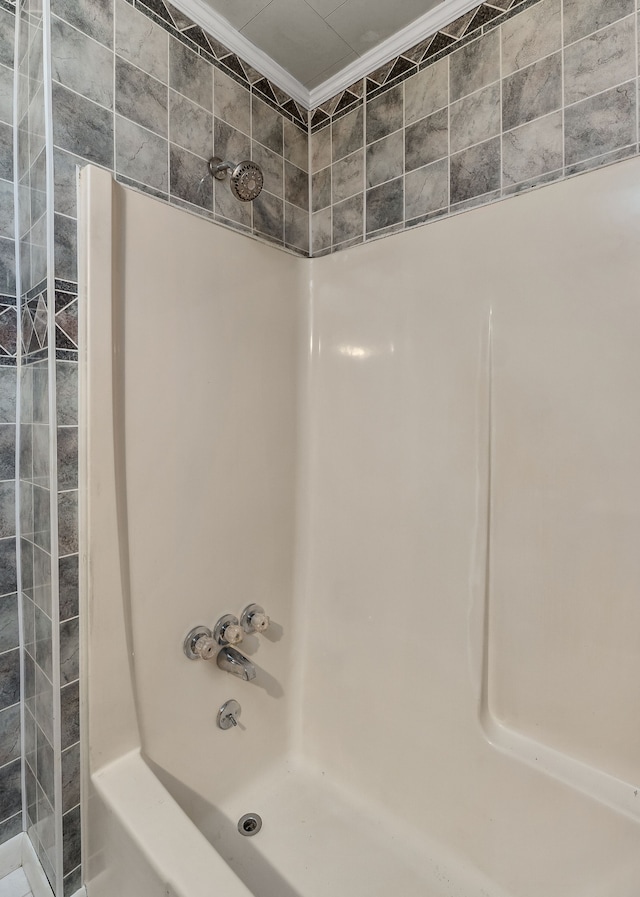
208,158,235,180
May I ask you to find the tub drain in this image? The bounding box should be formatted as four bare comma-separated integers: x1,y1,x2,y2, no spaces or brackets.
238,813,262,836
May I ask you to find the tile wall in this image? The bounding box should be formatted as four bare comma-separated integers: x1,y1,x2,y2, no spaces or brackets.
310,0,640,254
0,0,20,852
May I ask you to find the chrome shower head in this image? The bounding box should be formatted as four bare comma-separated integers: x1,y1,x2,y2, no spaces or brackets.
208,157,264,202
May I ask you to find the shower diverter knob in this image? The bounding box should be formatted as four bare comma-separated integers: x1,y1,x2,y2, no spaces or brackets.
240,604,270,633
184,626,217,660
213,614,244,646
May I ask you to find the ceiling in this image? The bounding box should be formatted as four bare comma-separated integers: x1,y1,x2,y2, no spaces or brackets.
201,0,445,89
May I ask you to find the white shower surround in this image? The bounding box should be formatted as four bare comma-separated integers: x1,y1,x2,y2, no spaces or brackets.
80,161,640,897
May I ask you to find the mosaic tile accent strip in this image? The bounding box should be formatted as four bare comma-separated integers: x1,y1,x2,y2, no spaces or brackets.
129,0,308,131
310,0,542,131
311,0,640,255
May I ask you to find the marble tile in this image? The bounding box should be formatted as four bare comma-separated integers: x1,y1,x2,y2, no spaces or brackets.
0,703,20,768
115,115,168,193
56,427,78,490
366,130,403,188
312,124,331,172
252,190,283,243
284,161,308,211
404,56,448,126
56,361,78,426
58,553,78,621
501,0,561,75
450,135,501,204
450,82,500,154
169,90,212,160
564,142,636,177
564,80,636,165
332,192,363,245
116,56,168,138
63,865,82,897
0,592,18,652
0,648,19,710
169,37,213,112
284,119,308,172
0,813,22,847
332,106,363,161
366,177,403,235
0,423,13,480
61,743,80,812
252,97,283,156
214,68,250,137
63,805,81,875
0,179,13,240
54,214,77,282
52,83,114,168
51,0,113,47
366,85,402,144
563,0,634,45
285,202,309,253
332,149,363,203
564,16,635,106
51,15,113,110
502,52,562,131
502,110,563,186
312,166,331,212
405,106,448,173
0,122,11,180
34,604,52,681
450,28,500,102
60,616,79,685
214,118,250,167
58,489,78,556
0,9,14,69
115,0,168,82
36,722,54,804
0,63,13,126
0,368,16,423
0,758,20,826
312,207,331,254
60,680,79,751
252,141,283,199
214,174,251,230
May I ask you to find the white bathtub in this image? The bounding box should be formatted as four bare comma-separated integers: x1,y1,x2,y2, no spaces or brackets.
80,161,640,897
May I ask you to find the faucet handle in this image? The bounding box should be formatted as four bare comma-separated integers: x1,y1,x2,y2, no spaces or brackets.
213,614,244,646
240,604,270,633
184,626,216,660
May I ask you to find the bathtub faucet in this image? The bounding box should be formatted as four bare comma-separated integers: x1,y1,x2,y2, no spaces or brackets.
216,645,256,681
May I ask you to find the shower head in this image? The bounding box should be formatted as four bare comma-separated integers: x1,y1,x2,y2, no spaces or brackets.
208,157,264,202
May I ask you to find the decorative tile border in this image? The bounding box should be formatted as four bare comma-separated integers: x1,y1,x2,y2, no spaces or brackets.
129,0,309,131
310,0,543,131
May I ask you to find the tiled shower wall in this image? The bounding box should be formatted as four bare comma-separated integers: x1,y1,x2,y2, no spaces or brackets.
310,0,640,254
0,0,20,851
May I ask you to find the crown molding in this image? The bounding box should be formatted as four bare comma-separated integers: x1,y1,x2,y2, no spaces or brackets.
308,0,485,108
172,0,492,111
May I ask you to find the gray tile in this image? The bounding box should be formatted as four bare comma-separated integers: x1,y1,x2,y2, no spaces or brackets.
502,168,563,196
54,149,82,218
0,593,18,653
311,124,331,172
0,647,19,710
332,149,363,203
252,190,283,243
116,56,168,138
332,106,363,161
36,720,55,805
54,214,77,282
404,56,448,126
35,604,52,681
0,758,20,820
312,166,330,211
366,130,403,188
169,37,213,112
366,85,402,144
0,368,16,423
450,136,501,204
63,805,81,875
214,68,250,137
63,866,82,897
214,118,250,167
0,424,14,482
451,189,501,213
169,90,212,160
564,80,636,165
564,16,635,106
252,142,283,199
51,0,113,47
502,52,562,132
0,237,14,296
60,680,79,751
285,202,309,253
115,115,168,193
366,177,403,236
284,161,308,211
312,207,331,253
502,110,563,186
252,97,283,155
115,0,168,82
405,106,448,173
332,193,363,245
57,427,78,490
0,813,21,846
284,119,308,172
214,178,251,230
52,83,114,168
0,179,12,240
52,16,113,110
564,143,636,177
450,28,500,102
61,743,80,813
56,361,78,426
563,0,634,45
59,554,78,621
0,63,12,126
0,9,14,69
0,478,14,543
450,82,500,154
501,0,561,75
169,143,212,210
0,122,12,180
60,616,79,685
58,489,78,556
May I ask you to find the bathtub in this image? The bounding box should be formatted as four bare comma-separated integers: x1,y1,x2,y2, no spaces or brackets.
80,162,640,897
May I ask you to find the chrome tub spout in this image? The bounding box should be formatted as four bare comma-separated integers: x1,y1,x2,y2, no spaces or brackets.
216,645,256,681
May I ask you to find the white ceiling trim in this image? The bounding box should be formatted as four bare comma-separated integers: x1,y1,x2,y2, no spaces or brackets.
174,0,491,111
